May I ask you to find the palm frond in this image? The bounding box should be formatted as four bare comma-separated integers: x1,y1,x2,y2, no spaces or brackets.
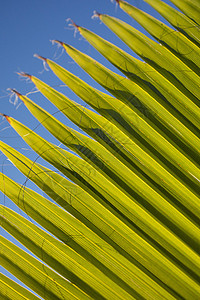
1,1,199,299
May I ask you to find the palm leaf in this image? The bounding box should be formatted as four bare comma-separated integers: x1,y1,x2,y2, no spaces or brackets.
1,1,200,299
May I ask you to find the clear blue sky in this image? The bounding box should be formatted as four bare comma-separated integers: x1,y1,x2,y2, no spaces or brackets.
0,0,175,297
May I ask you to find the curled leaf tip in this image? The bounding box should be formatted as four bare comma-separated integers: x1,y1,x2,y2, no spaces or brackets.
34,54,47,62
17,72,32,79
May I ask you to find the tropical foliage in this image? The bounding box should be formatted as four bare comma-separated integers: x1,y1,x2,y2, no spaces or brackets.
0,0,200,299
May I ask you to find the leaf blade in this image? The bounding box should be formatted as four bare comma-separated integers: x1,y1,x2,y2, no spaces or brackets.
0,273,40,300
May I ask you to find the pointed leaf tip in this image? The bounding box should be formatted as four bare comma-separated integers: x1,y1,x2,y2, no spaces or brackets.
5,115,11,123
93,10,101,18
70,19,80,29
33,54,47,62
17,72,32,79
112,0,121,5
0,113,11,124
10,89,22,98
52,40,64,46
0,113,7,117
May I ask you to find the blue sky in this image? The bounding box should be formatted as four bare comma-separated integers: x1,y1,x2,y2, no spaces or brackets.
0,0,176,297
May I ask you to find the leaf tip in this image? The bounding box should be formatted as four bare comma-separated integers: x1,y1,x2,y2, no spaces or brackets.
34,54,47,62
8,88,24,103
17,72,32,80
111,0,121,5
70,19,80,29
10,89,22,98
0,113,11,124
52,40,64,46
66,18,80,30
92,10,102,19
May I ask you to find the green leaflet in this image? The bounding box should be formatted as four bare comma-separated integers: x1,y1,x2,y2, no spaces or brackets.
2,118,200,283
1,149,200,299
118,0,200,73
99,14,200,103
0,235,89,300
76,26,200,138
170,0,200,24
0,205,135,300
0,172,165,299
43,57,200,168
144,0,200,47
0,139,168,273
0,173,179,300
17,81,200,222
16,91,200,251
55,44,200,191
0,138,108,234
76,27,200,137
0,153,183,300
178,0,200,8
0,273,40,300
1,1,200,299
